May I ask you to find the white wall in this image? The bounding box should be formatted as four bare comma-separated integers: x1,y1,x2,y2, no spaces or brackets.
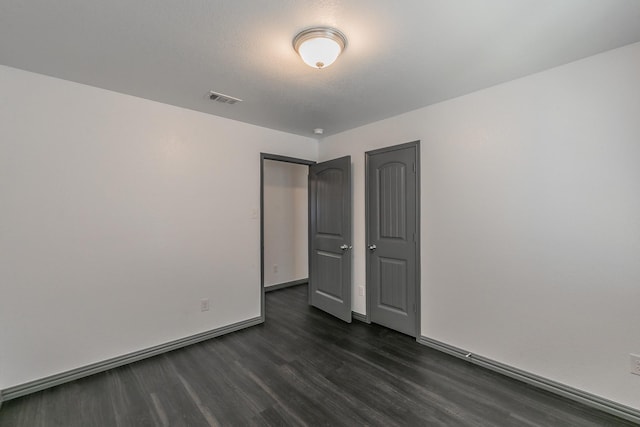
263,160,308,287
319,42,640,410
0,65,317,389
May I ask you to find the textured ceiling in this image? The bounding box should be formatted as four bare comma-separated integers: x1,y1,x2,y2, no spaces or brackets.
1,1,640,137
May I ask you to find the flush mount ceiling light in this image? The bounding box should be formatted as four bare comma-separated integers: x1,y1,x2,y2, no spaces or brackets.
293,27,347,69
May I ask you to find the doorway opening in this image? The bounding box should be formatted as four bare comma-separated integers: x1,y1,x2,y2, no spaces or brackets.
260,153,353,324
260,154,314,320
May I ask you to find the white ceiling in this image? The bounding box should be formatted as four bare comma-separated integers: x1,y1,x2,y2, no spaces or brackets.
2,0,640,137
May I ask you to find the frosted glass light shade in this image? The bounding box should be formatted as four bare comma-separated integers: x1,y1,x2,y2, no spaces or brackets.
298,37,341,68
293,27,347,69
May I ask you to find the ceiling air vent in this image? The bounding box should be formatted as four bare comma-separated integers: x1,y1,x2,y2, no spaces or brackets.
208,91,242,105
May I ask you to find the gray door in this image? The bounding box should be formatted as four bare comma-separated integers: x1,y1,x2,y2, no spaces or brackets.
366,143,419,336
309,156,352,323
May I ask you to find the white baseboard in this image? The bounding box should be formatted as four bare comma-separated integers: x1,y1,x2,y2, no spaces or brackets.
417,335,640,424
264,278,308,292
2,316,263,402
352,312,369,323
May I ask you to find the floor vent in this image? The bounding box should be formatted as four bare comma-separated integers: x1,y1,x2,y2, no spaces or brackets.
209,91,242,105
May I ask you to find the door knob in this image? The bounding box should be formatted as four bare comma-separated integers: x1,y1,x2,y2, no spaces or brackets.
340,244,352,250
368,244,377,251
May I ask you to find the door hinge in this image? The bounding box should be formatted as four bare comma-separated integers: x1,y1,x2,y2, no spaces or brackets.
413,162,416,173
413,303,416,313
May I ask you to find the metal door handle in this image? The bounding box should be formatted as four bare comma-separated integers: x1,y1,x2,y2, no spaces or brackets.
368,244,377,251
340,244,352,251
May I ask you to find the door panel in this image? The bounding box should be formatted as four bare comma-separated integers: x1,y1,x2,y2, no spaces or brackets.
379,162,407,239
379,257,407,312
367,144,418,336
309,156,352,322
316,251,343,299
315,168,344,236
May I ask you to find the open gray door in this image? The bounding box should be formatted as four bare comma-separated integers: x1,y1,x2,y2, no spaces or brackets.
309,156,352,323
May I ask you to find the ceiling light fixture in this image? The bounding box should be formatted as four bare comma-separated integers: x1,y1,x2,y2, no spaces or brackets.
293,27,347,69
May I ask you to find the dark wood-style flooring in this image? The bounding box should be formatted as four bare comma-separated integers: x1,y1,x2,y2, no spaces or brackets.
0,284,635,426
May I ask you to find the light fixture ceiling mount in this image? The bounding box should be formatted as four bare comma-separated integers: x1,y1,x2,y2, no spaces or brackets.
293,27,347,69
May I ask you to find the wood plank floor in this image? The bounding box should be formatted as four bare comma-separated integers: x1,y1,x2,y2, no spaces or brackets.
0,284,635,426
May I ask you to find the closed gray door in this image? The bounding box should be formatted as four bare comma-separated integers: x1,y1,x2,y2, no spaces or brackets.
309,156,352,322
367,143,418,336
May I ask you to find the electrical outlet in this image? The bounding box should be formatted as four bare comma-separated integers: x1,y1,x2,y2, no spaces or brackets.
631,354,640,376
200,298,210,312
273,264,278,274
358,286,365,296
